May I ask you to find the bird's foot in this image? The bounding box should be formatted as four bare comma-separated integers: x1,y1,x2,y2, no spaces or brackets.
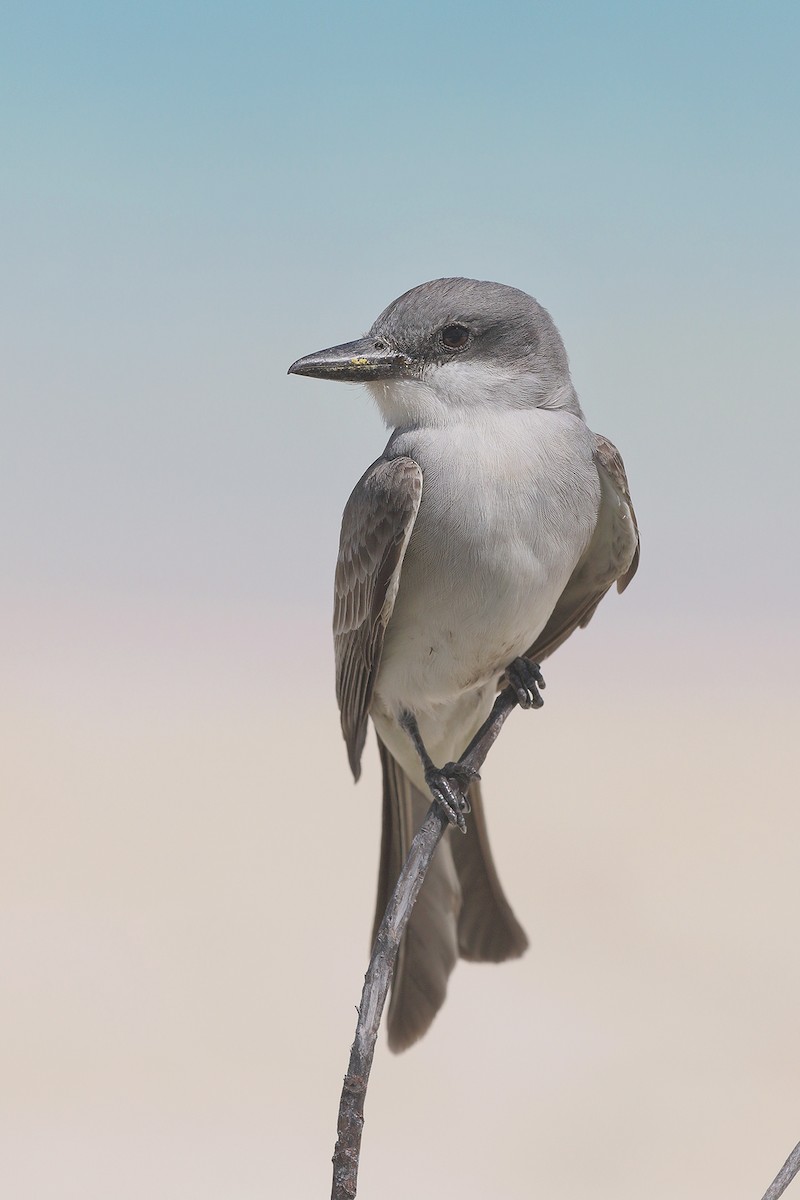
424,762,480,834
505,657,545,710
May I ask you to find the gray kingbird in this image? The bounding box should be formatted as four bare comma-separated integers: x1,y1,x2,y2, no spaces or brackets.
289,277,639,1052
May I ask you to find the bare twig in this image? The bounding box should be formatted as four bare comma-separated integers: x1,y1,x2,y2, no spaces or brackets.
761,1140,800,1200
331,674,800,1200
330,685,519,1200
330,800,448,1200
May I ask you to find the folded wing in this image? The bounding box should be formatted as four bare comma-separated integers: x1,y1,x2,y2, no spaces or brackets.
526,433,640,663
334,456,423,778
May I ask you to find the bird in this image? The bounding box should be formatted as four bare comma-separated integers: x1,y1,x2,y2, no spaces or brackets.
288,277,639,1052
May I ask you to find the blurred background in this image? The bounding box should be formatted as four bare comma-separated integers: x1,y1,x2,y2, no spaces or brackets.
2,1,799,1196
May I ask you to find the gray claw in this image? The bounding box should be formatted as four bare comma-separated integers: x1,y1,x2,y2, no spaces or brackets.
506,658,545,710
425,766,472,833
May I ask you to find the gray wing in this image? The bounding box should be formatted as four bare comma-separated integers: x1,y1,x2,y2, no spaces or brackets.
334,455,423,779
525,433,640,663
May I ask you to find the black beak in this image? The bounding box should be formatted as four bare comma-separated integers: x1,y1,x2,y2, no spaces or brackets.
288,337,409,382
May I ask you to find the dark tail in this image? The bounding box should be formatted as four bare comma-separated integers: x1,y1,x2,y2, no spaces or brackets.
373,737,528,1052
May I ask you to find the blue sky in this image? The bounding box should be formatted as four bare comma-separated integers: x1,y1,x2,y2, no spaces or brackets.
2,0,798,631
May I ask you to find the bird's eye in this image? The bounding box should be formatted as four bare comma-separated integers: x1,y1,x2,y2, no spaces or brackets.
441,324,470,351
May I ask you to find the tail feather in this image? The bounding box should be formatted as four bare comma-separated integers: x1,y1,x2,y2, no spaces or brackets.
374,738,460,1053
451,779,529,961
374,737,528,1053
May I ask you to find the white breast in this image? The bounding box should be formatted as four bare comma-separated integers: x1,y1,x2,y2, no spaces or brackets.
374,407,600,716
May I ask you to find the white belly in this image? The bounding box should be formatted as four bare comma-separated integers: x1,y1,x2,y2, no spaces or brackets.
371,409,600,772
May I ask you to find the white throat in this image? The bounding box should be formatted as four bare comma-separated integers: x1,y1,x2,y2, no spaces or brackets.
367,360,583,428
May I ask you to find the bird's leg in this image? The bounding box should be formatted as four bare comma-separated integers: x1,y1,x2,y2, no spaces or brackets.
399,711,478,834
398,661,543,833
453,661,546,778
503,657,545,710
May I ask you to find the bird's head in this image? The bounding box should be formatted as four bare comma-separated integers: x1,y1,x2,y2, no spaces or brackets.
288,277,582,428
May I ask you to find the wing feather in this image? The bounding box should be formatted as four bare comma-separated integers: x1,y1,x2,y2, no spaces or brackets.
334,456,423,778
525,433,639,663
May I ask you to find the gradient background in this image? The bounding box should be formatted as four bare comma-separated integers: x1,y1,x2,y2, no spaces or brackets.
2,2,799,1197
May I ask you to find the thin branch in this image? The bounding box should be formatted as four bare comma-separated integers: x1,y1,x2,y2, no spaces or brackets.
761,1140,800,1200
330,685,519,1200
331,675,800,1200
330,800,448,1200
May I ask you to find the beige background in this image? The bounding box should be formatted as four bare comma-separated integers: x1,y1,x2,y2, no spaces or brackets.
3,597,799,1198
